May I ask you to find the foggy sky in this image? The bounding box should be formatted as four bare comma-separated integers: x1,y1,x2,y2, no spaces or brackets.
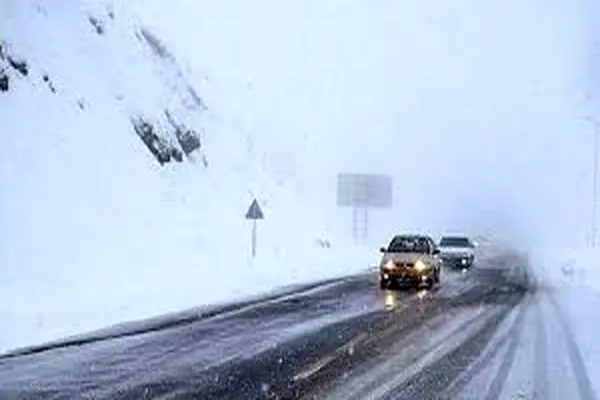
133,0,598,247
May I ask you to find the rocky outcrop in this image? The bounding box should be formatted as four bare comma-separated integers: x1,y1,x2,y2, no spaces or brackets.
7,56,28,76
165,111,201,156
0,69,8,92
131,117,184,165
1,13,208,168
88,16,104,35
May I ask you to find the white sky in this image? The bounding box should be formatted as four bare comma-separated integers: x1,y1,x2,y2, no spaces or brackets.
133,0,598,246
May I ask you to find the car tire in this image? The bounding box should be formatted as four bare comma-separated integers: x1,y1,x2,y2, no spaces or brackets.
380,279,389,289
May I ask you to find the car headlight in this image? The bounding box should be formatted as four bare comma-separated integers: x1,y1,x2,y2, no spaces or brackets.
385,259,395,269
414,260,427,271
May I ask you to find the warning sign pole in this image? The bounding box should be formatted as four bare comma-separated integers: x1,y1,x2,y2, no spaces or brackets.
245,198,265,259
251,219,257,258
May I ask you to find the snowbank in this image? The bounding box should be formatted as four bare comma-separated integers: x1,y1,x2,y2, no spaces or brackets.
529,246,600,396
529,246,600,289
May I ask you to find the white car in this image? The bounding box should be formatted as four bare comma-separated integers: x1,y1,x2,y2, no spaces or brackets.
438,236,476,269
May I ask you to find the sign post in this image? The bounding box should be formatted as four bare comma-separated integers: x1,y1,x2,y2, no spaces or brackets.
245,198,264,258
337,173,393,242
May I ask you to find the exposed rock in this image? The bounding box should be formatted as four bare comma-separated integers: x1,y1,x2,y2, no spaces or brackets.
171,148,183,162
316,238,332,248
0,69,8,92
139,28,173,60
176,129,201,155
0,43,4,61
132,117,183,166
164,110,201,156
7,56,28,76
186,86,207,111
88,16,104,35
42,74,56,93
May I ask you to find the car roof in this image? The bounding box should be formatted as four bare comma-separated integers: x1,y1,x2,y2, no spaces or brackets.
392,234,432,240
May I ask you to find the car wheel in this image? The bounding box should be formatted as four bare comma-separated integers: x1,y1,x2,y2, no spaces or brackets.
380,279,389,289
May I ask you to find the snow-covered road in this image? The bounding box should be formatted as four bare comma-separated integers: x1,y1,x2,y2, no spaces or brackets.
1,252,576,400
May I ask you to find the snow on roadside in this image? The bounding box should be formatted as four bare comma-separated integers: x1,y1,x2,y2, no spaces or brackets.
530,246,600,289
530,246,600,397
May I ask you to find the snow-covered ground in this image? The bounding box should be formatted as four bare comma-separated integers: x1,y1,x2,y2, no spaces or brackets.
0,0,597,353
529,247,600,397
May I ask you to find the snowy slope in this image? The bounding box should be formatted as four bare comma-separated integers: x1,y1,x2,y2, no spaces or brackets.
0,1,374,352
0,0,596,352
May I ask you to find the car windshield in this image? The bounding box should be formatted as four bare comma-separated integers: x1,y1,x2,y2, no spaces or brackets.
439,237,472,248
388,237,430,253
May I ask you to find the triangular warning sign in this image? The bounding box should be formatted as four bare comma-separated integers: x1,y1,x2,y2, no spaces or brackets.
245,199,264,220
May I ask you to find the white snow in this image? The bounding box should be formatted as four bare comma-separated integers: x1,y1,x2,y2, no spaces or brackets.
0,0,598,353
528,247,600,397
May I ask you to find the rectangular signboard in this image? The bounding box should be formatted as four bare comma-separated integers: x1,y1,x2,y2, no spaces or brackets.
336,173,392,208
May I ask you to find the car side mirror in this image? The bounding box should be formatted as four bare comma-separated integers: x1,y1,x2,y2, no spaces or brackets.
433,248,440,255
380,247,387,253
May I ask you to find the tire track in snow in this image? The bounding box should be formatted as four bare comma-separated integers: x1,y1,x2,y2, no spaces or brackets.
484,295,527,400
533,294,548,400
341,306,499,400
548,293,597,400
441,294,529,399
387,288,527,399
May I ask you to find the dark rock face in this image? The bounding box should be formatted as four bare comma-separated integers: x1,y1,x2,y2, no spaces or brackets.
175,129,201,156
7,56,28,76
42,74,56,93
165,111,202,156
139,28,173,61
88,16,104,35
131,117,184,166
0,70,8,92
1,25,207,169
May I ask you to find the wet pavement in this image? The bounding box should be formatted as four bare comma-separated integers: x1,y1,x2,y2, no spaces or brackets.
0,256,534,399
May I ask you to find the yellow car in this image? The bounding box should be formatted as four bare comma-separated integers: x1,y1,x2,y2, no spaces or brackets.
379,234,441,289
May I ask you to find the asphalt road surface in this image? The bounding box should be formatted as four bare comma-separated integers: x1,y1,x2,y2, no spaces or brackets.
0,251,591,399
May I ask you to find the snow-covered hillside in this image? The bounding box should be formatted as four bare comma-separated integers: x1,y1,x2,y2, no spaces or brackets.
0,0,597,351
0,0,374,352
